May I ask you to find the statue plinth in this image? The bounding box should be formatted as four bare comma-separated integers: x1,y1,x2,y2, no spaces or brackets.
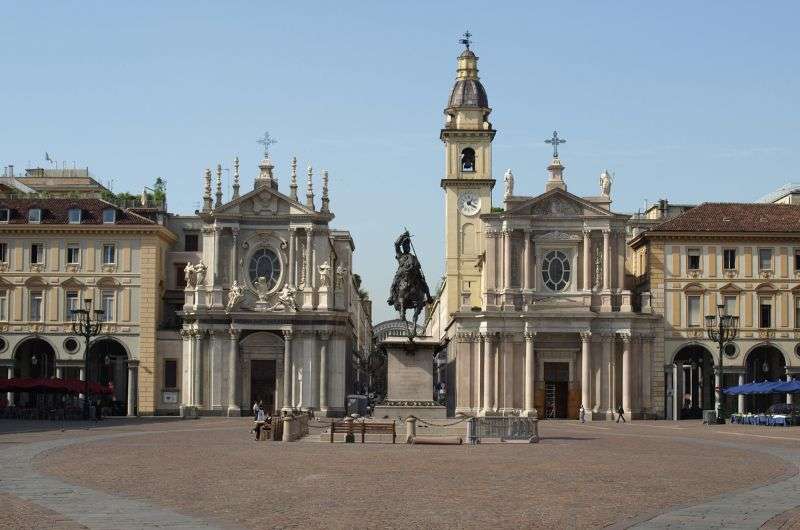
373,335,446,421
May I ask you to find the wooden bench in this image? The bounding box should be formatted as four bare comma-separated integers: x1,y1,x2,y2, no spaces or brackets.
329,420,396,444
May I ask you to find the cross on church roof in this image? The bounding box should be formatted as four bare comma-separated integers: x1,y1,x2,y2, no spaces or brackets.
256,131,278,158
459,30,473,51
545,130,566,158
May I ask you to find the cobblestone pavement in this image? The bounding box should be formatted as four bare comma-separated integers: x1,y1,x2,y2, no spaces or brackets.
0,418,798,529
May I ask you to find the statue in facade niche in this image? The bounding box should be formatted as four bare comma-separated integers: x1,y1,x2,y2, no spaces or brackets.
504,168,514,199
184,262,196,288
318,260,332,288
387,230,433,338
600,170,613,197
254,276,271,303
226,280,244,312
194,262,207,286
335,264,348,289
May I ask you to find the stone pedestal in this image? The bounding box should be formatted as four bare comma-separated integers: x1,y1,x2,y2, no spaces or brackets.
373,335,446,420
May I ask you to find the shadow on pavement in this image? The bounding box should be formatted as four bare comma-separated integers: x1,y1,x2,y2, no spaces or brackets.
0,416,184,436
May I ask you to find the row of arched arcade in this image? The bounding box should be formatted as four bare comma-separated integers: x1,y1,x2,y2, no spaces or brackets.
667,342,794,420
1,336,136,416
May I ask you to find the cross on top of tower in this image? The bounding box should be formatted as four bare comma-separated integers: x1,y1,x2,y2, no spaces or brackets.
459,30,473,51
256,131,278,159
545,130,566,158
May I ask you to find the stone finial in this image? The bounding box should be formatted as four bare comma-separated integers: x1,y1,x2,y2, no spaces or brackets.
215,164,223,208
306,165,315,210
255,156,277,191
545,157,566,192
202,168,213,212
289,156,298,201
232,156,240,200
321,169,330,213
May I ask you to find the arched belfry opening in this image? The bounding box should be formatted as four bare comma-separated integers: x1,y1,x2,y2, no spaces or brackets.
461,148,475,172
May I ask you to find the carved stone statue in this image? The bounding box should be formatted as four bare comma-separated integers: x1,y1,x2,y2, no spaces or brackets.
183,262,196,288
335,264,348,289
194,262,207,286
387,230,433,338
226,280,244,312
253,276,272,303
273,283,298,312
318,260,332,288
504,168,514,199
600,170,613,197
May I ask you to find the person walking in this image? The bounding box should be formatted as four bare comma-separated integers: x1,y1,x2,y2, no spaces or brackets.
616,404,627,423
579,404,586,424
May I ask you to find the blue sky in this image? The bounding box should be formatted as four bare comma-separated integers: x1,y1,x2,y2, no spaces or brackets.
2,2,798,323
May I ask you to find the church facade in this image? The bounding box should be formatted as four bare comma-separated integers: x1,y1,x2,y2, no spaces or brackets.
159,154,373,417
427,46,660,420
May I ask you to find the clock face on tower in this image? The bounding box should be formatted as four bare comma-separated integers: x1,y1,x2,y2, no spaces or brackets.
458,192,481,216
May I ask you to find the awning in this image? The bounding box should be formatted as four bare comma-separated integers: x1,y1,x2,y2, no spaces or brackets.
0,378,113,395
723,380,799,395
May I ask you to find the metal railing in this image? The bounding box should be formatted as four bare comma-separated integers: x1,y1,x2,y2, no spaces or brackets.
467,416,539,444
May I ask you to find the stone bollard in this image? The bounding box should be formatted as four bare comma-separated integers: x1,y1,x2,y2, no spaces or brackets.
282,415,292,442
405,416,417,444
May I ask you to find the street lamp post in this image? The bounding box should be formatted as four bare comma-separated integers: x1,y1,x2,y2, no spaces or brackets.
71,298,104,420
705,303,739,424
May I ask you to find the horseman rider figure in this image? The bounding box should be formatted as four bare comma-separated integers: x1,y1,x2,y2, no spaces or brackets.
388,230,433,338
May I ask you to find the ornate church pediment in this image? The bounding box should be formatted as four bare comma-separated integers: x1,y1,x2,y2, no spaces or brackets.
213,185,317,219
506,188,615,219
535,230,582,241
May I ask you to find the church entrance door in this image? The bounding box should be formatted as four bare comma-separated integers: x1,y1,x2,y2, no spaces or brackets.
250,360,276,414
544,362,569,418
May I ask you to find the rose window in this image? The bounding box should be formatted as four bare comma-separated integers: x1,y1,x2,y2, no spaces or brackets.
248,248,281,290
541,250,571,291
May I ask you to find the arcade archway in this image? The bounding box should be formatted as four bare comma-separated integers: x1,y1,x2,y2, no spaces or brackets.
88,339,129,416
670,345,715,419
13,337,56,407
745,345,787,413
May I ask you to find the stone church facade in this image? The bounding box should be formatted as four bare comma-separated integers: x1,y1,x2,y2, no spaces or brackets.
426,46,660,420
159,155,373,417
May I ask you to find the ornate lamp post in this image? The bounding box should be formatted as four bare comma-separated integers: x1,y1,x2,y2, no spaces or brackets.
71,298,104,420
705,303,739,424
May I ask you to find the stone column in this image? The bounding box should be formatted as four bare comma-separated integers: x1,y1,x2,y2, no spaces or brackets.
126,361,137,417
617,231,626,291
213,225,221,285
305,229,313,286
738,373,745,413
786,371,793,406
620,332,632,414
319,331,330,414
193,331,203,408
56,366,63,379
641,335,652,414
7,366,13,406
580,331,592,412
672,363,680,421
287,228,295,286
282,330,293,413
230,229,239,284
482,333,494,414
583,227,592,291
227,329,240,416
523,232,532,290
714,366,721,416
600,335,611,415
79,367,85,401
523,331,535,416
602,229,611,290
503,230,512,289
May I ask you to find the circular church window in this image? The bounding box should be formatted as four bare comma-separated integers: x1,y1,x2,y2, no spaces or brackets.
541,250,571,291
63,337,79,354
724,343,737,359
248,248,281,291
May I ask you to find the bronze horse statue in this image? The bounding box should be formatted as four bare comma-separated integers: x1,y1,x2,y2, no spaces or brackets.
387,230,433,338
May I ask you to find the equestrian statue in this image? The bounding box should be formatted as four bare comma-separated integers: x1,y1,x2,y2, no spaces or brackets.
387,230,433,338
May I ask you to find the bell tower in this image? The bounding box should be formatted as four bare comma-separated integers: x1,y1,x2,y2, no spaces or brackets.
440,33,496,313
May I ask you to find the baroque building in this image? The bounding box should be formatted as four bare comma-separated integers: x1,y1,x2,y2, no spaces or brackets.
427,44,658,420
0,183,176,416
631,203,800,420
162,154,372,417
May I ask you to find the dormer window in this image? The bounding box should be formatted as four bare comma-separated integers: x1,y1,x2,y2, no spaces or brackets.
461,148,475,172
102,208,116,224
0,208,9,223
28,208,41,223
68,208,82,224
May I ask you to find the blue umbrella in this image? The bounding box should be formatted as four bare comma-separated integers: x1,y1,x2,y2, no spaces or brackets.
751,381,784,394
772,380,800,393
724,382,756,395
